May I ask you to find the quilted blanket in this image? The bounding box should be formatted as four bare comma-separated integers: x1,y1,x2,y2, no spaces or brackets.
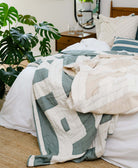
27,51,131,167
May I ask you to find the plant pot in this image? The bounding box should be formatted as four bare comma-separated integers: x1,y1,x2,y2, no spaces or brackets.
82,2,92,11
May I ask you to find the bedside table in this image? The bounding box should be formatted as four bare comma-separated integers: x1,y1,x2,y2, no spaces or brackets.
55,31,96,51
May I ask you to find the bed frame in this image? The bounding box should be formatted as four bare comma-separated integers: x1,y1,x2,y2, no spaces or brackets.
110,0,138,17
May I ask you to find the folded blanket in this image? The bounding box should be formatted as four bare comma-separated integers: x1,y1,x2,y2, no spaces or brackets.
27,51,121,167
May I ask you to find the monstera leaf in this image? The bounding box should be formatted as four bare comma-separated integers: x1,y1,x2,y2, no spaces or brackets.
0,35,23,64
0,67,20,86
10,27,38,50
18,14,37,26
23,51,35,62
0,3,18,27
35,21,61,40
39,38,51,56
0,27,37,65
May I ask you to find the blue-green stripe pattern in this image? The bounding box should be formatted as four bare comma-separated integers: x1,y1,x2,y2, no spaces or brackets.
111,37,138,53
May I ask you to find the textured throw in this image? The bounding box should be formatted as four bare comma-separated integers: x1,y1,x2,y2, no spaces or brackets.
27,51,132,167
65,54,138,115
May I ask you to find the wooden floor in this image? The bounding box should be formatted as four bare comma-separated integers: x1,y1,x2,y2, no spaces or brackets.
0,99,118,168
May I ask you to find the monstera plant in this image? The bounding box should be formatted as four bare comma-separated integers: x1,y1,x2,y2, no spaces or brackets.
0,3,60,98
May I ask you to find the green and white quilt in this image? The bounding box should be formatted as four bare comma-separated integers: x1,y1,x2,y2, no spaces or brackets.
27,50,121,167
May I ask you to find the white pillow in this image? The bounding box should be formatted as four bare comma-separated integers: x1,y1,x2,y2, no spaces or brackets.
94,14,138,47
80,38,111,51
62,38,111,52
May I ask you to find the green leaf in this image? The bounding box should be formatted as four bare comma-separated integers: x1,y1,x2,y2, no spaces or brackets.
35,21,61,40
39,38,51,56
24,51,35,62
0,35,32,65
0,3,18,27
0,35,23,64
10,27,39,50
16,66,24,73
0,28,36,65
0,67,18,86
0,30,3,36
3,30,10,37
18,14,37,26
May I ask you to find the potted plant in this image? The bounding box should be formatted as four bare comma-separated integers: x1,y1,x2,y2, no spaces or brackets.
0,2,61,98
79,0,94,10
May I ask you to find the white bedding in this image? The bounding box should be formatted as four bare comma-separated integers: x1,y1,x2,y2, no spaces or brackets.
0,38,111,136
0,67,36,136
0,38,138,168
62,38,111,52
103,112,138,168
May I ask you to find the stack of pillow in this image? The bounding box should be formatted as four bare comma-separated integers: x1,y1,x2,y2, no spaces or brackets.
94,14,138,53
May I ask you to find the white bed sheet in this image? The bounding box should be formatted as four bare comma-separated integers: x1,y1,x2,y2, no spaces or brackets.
103,112,138,168
0,67,37,136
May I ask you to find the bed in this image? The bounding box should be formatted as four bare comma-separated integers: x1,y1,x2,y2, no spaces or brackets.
0,1,138,168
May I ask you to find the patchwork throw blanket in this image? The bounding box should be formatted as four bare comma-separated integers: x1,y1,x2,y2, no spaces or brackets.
27,50,137,167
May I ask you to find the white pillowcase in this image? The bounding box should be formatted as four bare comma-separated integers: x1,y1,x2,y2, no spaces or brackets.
62,38,111,52
94,14,138,47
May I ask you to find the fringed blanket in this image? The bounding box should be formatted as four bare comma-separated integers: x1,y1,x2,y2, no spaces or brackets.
27,50,137,167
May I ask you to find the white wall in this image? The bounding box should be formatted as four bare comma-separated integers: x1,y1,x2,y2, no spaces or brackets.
0,0,75,32
1,0,138,54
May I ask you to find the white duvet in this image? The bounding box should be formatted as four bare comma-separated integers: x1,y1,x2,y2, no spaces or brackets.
103,112,138,168
0,38,138,168
0,67,36,136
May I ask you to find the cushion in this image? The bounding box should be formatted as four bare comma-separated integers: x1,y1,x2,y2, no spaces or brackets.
111,37,138,53
62,38,111,52
94,14,138,47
